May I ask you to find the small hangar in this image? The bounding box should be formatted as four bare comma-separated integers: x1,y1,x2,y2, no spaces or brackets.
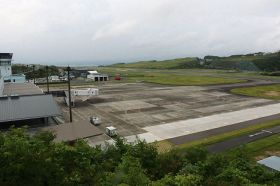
87,71,109,81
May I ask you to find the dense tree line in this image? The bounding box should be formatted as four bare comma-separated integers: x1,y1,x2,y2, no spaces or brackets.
12,65,60,79
0,128,279,186
203,52,280,71
252,54,280,72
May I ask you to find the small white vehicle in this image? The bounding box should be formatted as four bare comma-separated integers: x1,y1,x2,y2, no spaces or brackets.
90,116,101,125
106,126,117,137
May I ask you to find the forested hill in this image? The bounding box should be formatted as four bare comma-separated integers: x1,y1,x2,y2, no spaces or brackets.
109,51,280,71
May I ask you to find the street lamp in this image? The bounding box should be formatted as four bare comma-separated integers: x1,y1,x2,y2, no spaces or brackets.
46,65,49,94
32,65,36,84
67,66,73,122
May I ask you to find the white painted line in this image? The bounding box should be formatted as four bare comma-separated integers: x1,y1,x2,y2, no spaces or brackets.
261,129,273,134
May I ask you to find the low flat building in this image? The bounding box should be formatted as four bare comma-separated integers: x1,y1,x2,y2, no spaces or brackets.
257,156,280,172
4,74,26,83
0,94,61,127
44,120,103,142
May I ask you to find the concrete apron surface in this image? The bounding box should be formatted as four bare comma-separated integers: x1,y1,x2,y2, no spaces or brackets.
123,103,280,144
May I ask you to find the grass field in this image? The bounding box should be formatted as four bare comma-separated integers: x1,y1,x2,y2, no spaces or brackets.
231,84,280,100
125,73,245,86
98,68,247,86
39,68,246,88
242,134,280,158
99,67,280,81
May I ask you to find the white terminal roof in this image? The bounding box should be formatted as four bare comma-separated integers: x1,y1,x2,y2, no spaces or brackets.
88,70,98,74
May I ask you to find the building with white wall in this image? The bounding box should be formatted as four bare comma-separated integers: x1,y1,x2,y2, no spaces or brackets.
87,71,109,81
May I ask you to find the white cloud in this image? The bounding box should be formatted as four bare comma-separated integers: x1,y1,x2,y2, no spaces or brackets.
0,0,279,64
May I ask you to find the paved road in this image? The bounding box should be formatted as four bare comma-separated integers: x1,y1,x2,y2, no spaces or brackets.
167,113,280,145
206,125,280,153
144,103,280,141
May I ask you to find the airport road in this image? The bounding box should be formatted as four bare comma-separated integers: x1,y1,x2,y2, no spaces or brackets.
167,113,280,145
206,125,280,153
143,103,280,140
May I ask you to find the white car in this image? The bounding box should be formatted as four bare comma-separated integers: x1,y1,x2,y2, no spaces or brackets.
90,116,101,125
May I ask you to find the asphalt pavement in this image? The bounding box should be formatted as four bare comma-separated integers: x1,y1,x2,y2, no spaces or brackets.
167,113,280,145
206,125,280,153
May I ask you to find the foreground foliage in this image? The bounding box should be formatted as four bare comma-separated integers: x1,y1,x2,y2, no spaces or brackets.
0,128,279,186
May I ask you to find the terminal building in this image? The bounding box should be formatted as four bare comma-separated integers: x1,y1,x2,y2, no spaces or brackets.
0,53,61,128
0,53,106,143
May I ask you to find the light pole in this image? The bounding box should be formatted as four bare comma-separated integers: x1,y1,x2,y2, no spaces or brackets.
46,65,49,94
32,65,36,84
67,66,72,122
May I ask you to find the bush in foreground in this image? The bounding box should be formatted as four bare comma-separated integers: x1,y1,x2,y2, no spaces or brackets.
0,128,279,186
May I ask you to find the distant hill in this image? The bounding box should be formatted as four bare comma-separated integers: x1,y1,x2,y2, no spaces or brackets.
108,51,280,71
109,57,202,69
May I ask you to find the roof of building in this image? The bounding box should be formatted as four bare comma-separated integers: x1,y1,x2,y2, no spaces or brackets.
257,156,280,172
3,83,43,96
0,53,13,59
88,70,98,74
44,120,103,142
0,94,61,123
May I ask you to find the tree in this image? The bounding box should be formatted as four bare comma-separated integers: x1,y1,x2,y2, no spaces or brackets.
102,155,150,186
215,167,251,185
127,140,159,179
175,174,203,186
184,147,208,164
150,175,176,186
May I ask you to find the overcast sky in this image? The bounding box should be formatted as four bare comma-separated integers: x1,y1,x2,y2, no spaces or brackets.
1,0,280,65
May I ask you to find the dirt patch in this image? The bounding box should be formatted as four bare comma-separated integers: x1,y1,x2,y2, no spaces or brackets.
254,150,280,161
265,91,280,97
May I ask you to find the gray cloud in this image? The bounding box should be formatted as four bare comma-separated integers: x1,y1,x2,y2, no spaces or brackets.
0,0,279,65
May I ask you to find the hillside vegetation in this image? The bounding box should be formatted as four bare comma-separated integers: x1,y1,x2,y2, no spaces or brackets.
109,51,280,72
110,57,201,69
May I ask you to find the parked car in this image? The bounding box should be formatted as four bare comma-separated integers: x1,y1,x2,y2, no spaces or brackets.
90,116,101,125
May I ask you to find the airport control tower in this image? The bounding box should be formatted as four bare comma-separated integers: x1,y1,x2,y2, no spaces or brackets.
0,53,13,95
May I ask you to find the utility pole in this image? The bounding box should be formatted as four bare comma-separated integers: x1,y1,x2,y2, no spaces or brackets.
46,65,49,94
67,66,72,122
32,65,36,84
